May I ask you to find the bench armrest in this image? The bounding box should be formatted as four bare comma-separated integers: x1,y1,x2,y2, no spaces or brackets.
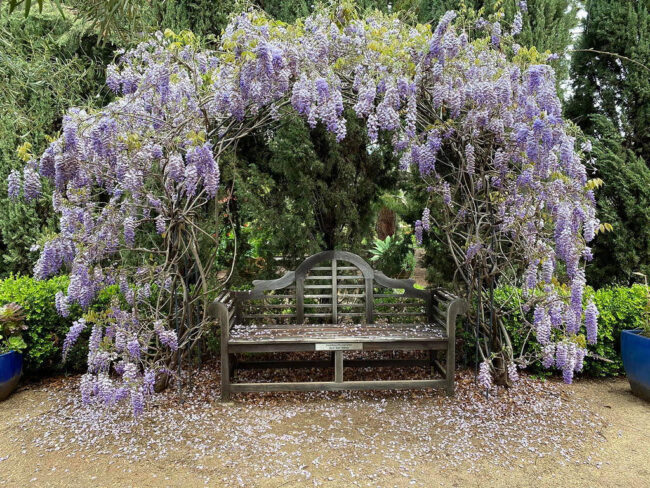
433,290,468,341
208,292,236,342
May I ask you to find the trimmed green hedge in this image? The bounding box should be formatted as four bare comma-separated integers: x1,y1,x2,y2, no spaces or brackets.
0,275,118,375
586,285,648,376
1,274,646,379
496,284,648,377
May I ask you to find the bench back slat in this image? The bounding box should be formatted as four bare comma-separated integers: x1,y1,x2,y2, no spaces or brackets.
296,277,305,323
234,250,434,326
331,259,338,324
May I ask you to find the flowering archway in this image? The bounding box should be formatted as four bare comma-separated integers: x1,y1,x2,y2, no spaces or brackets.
9,2,598,414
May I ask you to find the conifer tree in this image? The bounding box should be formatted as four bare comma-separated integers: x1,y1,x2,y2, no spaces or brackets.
0,5,113,275
567,0,650,158
567,0,650,285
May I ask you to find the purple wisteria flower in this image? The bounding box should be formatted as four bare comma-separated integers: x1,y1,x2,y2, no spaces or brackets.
7,170,21,199
512,12,523,36
562,342,577,383
123,217,136,247
507,362,519,383
63,318,87,359
585,301,599,345
541,258,554,283
123,362,138,382
55,291,70,318
534,305,551,345
33,238,72,280
143,369,156,395
555,342,567,369
131,388,145,416
478,361,493,390
541,344,555,369
23,167,42,201
155,320,178,351
466,242,482,261
421,208,431,231
465,143,475,174
155,214,166,235
127,338,141,359
414,220,424,245
574,347,586,372
491,22,501,47
442,182,452,206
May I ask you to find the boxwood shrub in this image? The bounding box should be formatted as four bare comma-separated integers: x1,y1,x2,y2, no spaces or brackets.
493,284,648,378
2,274,646,379
0,275,118,376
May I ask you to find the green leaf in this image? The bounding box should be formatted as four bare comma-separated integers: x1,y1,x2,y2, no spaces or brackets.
7,335,27,352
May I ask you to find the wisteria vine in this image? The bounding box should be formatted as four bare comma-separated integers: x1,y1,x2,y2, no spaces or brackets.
9,1,599,413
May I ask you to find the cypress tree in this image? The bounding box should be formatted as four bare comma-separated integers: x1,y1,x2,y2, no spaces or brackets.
567,0,650,285
0,6,114,276
233,112,399,273
567,0,650,159
584,116,650,285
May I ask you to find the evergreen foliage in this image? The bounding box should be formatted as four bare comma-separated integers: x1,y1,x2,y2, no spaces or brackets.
0,5,114,275
147,0,237,40
233,112,399,275
584,116,650,285
498,284,649,377
0,275,118,375
568,0,650,158
567,0,650,285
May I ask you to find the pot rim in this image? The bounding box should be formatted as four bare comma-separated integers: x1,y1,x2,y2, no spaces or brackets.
0,350,22,357
622,329,650,339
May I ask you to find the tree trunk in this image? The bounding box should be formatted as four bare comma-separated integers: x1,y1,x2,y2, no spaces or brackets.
376,206,396,240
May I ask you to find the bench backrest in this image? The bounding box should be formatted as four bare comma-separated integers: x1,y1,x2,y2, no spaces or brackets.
232,250,440,326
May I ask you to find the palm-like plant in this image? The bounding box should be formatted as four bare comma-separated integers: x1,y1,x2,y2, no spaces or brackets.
369,234,394,262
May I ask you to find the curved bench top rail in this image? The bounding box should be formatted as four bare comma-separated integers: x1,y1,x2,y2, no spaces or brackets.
294,250,375,280
236,270,296,300
233,251,432,302
373,271,430,300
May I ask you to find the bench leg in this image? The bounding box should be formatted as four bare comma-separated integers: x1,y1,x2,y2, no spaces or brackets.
221,349,231,402
446,342,455,396
334,351,343,383
229,354,237,380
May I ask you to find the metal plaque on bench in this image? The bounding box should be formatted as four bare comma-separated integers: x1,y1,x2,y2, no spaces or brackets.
314,343,363,351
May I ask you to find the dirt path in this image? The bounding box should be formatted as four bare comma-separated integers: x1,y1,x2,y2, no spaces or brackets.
1,368,649,488
413,248,427,287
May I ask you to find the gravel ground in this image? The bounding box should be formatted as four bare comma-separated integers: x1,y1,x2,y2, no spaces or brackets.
1,361,649,488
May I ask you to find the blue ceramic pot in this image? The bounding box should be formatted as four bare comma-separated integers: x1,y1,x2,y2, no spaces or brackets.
0,350,22,401
621,329,650,401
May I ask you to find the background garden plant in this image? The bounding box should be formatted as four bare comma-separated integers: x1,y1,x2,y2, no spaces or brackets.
0,302,27,355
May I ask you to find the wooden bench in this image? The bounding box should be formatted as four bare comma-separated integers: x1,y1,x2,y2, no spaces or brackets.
210,250,466,401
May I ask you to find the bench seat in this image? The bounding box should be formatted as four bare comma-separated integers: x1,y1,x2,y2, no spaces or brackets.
228,323,447,343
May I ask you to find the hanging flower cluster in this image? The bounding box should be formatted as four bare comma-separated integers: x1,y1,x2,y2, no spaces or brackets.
9,2,598,413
